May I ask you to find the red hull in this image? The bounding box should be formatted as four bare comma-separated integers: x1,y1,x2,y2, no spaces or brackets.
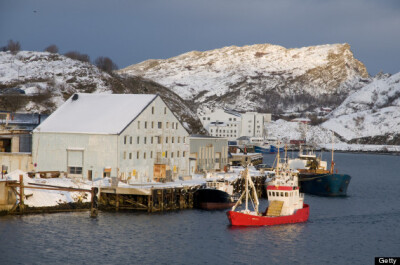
227,204,309,226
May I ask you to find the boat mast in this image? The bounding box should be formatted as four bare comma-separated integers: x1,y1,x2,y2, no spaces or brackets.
245,166,249,211
330,132,335,174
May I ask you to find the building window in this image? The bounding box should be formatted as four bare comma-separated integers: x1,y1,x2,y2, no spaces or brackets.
166,122,169,128
129,152,132,159
158,122,162,129
172,137,174,143
177,151,180,157
144,152,146,159
158,136,162,144
178,137,180,143
151,137,153,144
176,123,178,130
138,121,140,129
137,151,139,159
183,137,186,143
210,129,213,133
207,117,210,120
124,136,127,144
234,118,236,121
152,106,154,114
137,136,140,144
130,136,132,144
183,151,186,157
144,137,147,144
145,121,147,129
203,117,206,120
68,167,82,174
171,152,174,158
152,121,154,128
123,151,126,159
171,122,174,129
165,151,168,158
150,151,153,158
164,107,167,114
166,137,168,143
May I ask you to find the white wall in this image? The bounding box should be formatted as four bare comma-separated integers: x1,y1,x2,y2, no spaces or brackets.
32,133,118,179
118,96,189,181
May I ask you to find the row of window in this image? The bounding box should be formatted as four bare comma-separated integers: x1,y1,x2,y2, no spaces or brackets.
202,117,238,122
151,106,169,115
268,190,298,197
137,120,179,130
211,134,236,138
124,136,186,145
210,129,237,133
123,151,186,160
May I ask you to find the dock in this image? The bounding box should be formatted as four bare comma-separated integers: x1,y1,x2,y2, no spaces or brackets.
99,173,268,212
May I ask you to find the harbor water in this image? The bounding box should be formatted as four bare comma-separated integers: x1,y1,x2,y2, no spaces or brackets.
0,153,399,264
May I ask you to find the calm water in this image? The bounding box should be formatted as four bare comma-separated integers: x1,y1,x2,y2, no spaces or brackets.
1,153,399,264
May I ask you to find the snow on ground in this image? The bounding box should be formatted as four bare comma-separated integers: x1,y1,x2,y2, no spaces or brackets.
3,167,264,208
267,119,342,145
320,143,400,152
5,170,92,207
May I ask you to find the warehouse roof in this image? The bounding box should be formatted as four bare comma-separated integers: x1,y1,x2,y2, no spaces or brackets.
34,93,158,134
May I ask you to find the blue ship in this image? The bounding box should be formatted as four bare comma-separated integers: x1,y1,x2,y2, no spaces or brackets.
288,148,351,196
298,172,351,196
254,145,284,154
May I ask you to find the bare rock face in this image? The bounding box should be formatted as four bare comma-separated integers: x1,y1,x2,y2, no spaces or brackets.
119,43,369,114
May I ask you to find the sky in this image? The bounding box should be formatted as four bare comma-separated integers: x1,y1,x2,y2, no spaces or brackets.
0,0,399,75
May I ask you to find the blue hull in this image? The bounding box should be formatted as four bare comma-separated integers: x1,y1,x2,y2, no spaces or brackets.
299,173,351,196
254,145,284,154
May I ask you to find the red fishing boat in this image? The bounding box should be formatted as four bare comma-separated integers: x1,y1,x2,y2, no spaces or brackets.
227,148,309,226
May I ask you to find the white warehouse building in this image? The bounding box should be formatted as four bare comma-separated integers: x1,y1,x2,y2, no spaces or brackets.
32,93,189,182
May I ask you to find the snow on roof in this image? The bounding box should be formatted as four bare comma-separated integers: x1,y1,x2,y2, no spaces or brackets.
34,93,158,134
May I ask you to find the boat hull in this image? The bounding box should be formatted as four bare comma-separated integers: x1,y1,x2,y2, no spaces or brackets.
227,204,309,226
299,173,351,196
254,145,284,154
194,189,236,210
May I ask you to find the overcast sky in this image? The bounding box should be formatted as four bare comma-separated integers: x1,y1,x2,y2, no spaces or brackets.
1,0,399,75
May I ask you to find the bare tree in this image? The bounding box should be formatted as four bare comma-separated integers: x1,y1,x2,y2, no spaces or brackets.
7,40,21,55
44,44,59,54
64,51,90,63
94,56,118,73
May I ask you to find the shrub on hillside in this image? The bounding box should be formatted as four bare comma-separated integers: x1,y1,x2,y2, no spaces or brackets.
64,51,90,63
44,44,59,54
94,56,118,73
7,40,21,55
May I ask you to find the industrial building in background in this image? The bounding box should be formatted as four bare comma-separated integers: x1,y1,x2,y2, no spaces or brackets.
0,112,48,174
199,109,271,140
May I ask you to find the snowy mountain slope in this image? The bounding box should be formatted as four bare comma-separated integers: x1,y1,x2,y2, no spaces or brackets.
0,51,204,133
119,43,369,113
322,72,400,142
0,51,112,113
267,119,339,145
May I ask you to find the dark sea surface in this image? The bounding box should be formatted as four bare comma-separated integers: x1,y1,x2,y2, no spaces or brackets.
0,153,399,264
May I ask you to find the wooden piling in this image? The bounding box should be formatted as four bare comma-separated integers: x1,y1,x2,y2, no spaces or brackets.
19,175,24,213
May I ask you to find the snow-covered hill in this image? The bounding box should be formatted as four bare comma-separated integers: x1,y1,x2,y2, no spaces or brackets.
120,43,369,113
0,51,112,113
322,72,400,143
0,51,204,133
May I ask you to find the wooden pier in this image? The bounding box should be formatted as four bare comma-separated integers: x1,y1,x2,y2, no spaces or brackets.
99,174,268,212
